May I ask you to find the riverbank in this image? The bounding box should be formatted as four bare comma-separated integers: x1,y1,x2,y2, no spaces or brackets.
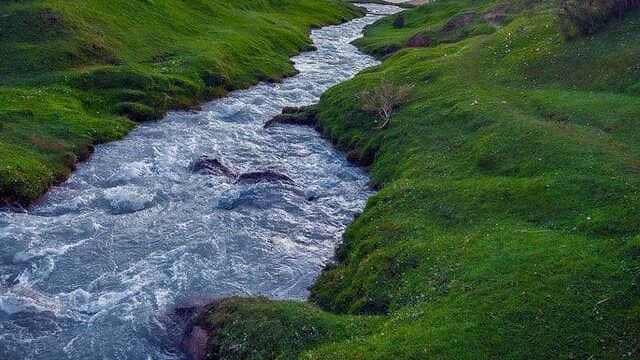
350,0,429,8
0,0,362,206
195,0,640,358
349,0,420,8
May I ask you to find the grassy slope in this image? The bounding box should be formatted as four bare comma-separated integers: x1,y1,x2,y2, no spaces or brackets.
199,0,640,359
0,0,361,204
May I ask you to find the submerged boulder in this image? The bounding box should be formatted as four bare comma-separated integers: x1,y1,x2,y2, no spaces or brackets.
236,170,294,184
193,155,293,185
192,155,236,178
264,105,318,128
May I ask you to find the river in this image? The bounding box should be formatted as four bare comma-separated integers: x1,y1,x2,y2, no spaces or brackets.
0,4,401,359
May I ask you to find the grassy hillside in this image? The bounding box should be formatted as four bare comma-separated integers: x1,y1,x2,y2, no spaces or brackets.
196,0,640,358
0,0,361,204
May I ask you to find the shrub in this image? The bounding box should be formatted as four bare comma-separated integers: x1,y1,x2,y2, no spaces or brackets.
358,80,413,129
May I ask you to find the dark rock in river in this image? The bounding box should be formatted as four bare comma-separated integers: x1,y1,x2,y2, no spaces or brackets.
192,155,237,178
236,170,294,184
346,150,360,164
302,44,318,52
264,105,318,128
193,156,294,185
282,106,302,114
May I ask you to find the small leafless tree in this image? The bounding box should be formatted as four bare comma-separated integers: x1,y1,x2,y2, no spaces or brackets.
359,80,413,129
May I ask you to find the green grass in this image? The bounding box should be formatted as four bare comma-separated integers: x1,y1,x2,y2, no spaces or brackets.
190,297,382,359
0,0,361,204
198,0,640,358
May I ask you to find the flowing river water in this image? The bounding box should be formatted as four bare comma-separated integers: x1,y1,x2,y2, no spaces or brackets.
0,4,400,359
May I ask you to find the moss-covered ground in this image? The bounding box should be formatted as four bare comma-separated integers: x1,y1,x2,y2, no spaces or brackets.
198,0,640,358
0,0,361,204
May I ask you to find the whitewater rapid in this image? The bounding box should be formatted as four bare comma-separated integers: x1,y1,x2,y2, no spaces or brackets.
0,4,401,359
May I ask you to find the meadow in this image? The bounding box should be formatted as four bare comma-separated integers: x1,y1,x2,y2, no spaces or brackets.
197,0,640,358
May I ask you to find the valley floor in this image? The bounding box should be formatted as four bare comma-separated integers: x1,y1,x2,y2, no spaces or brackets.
195,0,640,359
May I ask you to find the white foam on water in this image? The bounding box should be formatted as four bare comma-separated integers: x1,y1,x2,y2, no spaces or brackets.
105,160,155,185
0,282,62,316
13,238,91,263
102,185,157,214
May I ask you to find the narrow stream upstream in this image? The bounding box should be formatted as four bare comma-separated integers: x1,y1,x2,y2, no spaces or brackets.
0,4,401,359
